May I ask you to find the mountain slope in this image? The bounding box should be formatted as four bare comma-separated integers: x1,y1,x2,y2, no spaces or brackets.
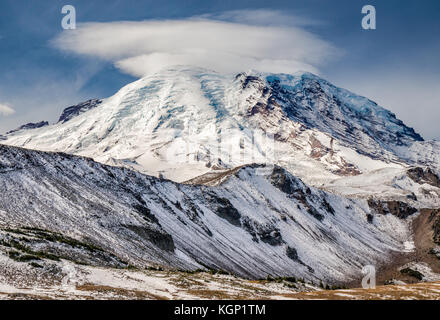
0,144,413,283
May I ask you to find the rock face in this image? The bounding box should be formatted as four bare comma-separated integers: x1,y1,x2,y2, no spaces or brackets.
0,145,411,283
234,71,424,156
266,73,424,158
6,121,49,134
58,99,102,123
407,167,440,188
427,209,440,246
368,199,418,219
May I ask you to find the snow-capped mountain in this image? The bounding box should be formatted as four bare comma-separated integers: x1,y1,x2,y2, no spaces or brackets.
1,66,440,286
0,144,413,283
3,66,439,204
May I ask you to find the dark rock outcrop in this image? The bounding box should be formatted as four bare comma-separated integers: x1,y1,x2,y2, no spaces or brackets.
368,199,418,219
407,167,440,188
427,209,440,245
270,166,326,221
58,99,102,123
123,225,175,252
7,121,49,134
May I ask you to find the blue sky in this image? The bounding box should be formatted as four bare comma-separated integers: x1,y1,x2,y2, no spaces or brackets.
0,0,439,139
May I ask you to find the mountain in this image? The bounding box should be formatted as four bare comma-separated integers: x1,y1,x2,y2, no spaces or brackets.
2,66,440,287
0,144,417,283
3,66,439,205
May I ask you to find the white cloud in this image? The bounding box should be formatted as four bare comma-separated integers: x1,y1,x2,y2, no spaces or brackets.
198,9,323,27
0,103,15,116
52,11,340,77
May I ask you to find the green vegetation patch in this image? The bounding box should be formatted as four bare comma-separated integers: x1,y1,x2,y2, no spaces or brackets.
6,240,61,261
22,227,104,252
1,226,104,253
400,268,424,280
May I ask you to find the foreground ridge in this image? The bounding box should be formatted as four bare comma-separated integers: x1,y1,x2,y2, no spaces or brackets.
0,144,420,284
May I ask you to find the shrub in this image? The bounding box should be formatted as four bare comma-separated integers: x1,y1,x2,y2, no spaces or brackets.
400,268,424,280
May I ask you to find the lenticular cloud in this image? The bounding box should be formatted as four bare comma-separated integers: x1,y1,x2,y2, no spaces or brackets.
52,11,339,77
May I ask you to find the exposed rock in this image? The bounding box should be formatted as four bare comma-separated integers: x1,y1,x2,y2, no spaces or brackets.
241,216,284,246
368,199,418,219
7,121,49,134
259,228,283,246
58,99,102,123
123,225,175,252
286,246,299,260
270,165,303,194
285,246,314,273
407,167,440,188
427,209,440,245
205,193,241,227
270,166,325,221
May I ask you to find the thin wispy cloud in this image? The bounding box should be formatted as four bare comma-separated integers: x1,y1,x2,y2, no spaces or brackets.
0,103,15,116
52,10,341,77
199,9,324,27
